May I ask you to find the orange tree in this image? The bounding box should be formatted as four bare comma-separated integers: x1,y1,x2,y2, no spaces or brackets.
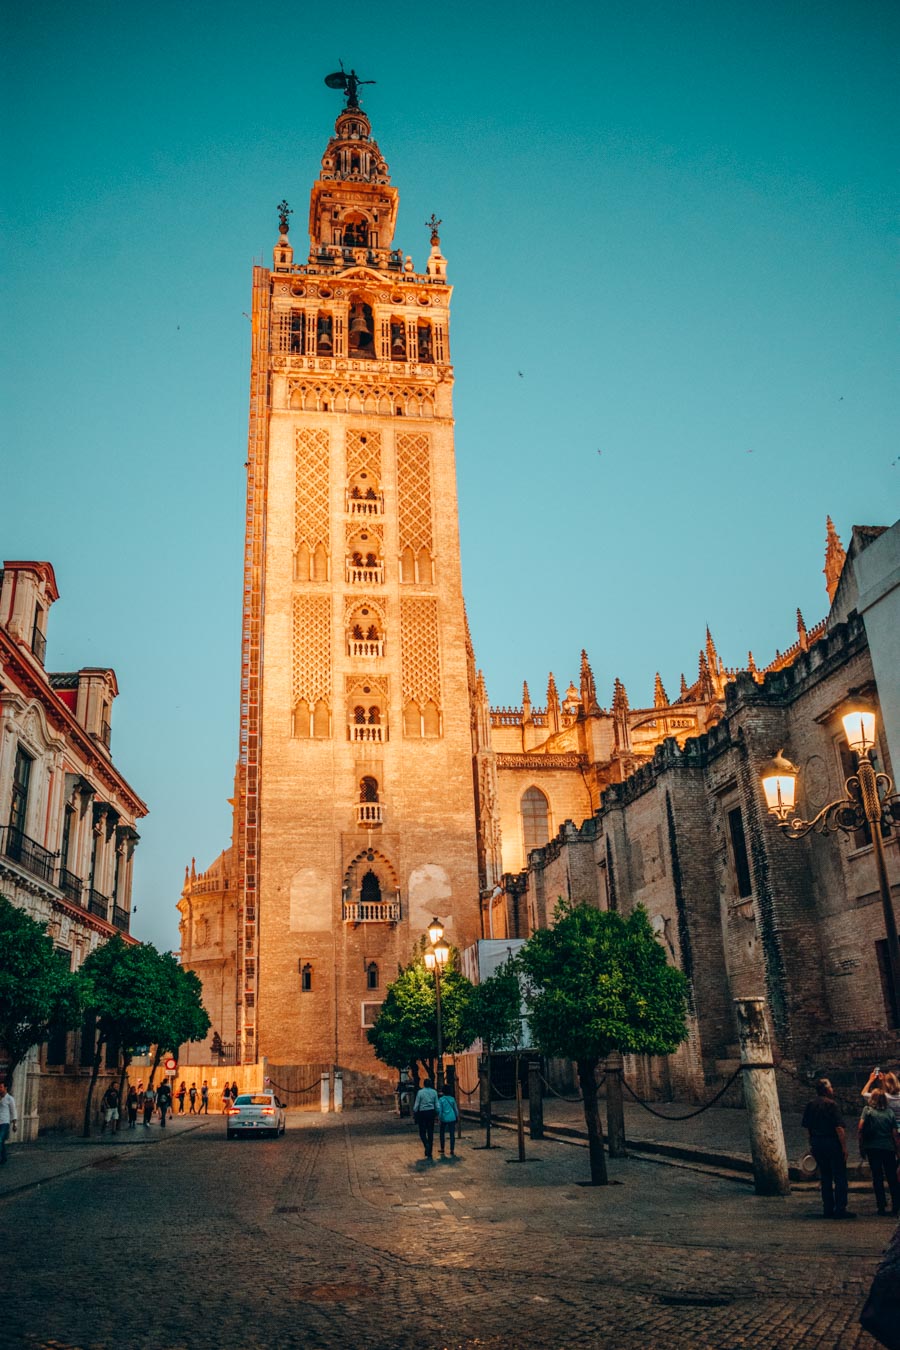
520,902,689,1185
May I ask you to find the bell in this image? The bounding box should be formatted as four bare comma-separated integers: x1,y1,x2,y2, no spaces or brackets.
392,330,406,353
349,307,370,337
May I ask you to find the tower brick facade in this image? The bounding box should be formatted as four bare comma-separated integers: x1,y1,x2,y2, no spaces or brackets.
232,93,481,1083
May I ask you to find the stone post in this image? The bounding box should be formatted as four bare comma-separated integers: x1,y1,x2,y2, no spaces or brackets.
527,1060,544,1139
320,1071,330,1114
605,1051,627,1158
734,997,791,1196
334,1070,343,1113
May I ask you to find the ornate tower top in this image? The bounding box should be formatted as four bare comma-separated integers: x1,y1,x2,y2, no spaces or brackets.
823,515,846,604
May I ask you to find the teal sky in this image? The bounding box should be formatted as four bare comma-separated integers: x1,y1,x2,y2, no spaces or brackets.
4,1,898,951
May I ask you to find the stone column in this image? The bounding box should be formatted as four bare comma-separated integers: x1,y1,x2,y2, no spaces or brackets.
527,1060,544,1139
605,1051,627,1158
333,1070,343,1113
320,1071,330,1114
734,997,790,1196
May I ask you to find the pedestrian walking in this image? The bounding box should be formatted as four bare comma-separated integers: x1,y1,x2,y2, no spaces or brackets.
860,1210,900,1348
437,1086,460,1156
142,1083,156,1127
156,1080,172,1128
230,1081,239,1103
200,1081,209,1114
222,1083,232,1113
176,1081,187,1114
412,1078,439,1159
801,1077,854,1219
0,1081,17,1163
188,1083,198,1114
858,1088,900,1216
100,1083,120,1134
126,1085,139,1128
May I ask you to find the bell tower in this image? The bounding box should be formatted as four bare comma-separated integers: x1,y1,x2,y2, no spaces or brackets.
235,74,480,1087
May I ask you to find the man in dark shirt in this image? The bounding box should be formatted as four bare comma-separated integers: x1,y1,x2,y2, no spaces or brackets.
801,1078,854,1219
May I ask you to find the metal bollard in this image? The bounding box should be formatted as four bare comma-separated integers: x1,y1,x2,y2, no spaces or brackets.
527,1060,544,1139
320,1072,330,1114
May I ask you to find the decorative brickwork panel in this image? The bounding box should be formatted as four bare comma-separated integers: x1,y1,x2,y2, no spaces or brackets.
294,429,330,554
400,598,441,708
292,595,332,707
396,433,433,554
346,429,382,484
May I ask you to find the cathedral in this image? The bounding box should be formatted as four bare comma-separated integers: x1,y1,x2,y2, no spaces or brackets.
177,81,898,1100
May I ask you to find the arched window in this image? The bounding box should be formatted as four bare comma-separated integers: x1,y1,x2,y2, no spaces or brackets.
366,961,379,990
354,705,366,725
301,963,313,992
361,870,382,905
400,546,416,583
293,701,311,739
423,701,441,737
522,787,550,853
404,701,421,736
367,706,381,726
360,776,379,803
313,700,330,738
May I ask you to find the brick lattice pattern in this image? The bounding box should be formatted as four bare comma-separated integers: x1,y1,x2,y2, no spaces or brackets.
345,428,382,484
294,428,330,554
400,598,441,709
396,432,433,554
292,595,332,708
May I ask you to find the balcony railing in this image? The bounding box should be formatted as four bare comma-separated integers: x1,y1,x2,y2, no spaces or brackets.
356,802,383,827
111,905,130,932
346,563,384,585
0,824,56,884
88,888,110,920
349,724,385,743
31,625,47,664
347,492,384,516
343,899,400,924
348,639,384,658
59,868,85,906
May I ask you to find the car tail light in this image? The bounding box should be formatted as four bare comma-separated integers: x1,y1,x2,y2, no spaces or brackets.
227,1107,241,1115
261,1107,275,1115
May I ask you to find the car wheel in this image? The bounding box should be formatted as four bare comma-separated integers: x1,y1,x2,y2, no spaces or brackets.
227,1130,234,1140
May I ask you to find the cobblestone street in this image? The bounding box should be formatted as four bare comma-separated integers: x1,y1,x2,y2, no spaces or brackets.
3,1110,891,1350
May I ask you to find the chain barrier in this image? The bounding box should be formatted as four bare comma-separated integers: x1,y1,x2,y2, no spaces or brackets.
539,1072,585,1102
620,1065,743,1120
455,1076,480,1100
264,1076,322,1097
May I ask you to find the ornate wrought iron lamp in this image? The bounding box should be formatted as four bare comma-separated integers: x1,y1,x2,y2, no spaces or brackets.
761,706,900,1014
424,918,450,1091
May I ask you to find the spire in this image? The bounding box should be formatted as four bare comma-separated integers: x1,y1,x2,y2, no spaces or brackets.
823,515,846,604
796,607,808,652
547,673,560,733
612,677,629,716
612,678,631,751
653,672,669,708
522,681,532,721
697,651,715,702
679,672,688,698
747,649,757,674
580,649,599,714
705,626,720,674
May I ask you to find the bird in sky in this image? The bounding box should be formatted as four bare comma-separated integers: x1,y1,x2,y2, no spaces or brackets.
517,370,524,378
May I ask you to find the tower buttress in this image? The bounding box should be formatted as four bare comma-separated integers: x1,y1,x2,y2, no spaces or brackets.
823,515,846,604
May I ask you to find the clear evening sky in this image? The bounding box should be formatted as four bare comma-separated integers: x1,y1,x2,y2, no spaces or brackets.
4,2,897,951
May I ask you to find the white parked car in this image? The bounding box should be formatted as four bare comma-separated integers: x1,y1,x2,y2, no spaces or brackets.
226,1092,287,1139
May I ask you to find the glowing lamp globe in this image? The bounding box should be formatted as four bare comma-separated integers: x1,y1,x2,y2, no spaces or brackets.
841,708,876,756
761,751,798,820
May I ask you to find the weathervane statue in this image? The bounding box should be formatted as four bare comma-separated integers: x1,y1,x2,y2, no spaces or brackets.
324,62,375,110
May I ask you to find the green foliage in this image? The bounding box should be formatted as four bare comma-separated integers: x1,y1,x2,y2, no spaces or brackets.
78,940,209,1056
0,895,81,1075
367,950,475,1075
470,960,523,1053
519,902,689,1063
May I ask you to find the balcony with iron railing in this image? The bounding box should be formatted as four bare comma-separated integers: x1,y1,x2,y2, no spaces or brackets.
342,898,400,924
59,868,84,907
0,824,56,884
111,905,130,932
348,639,384,658
346,491,384,516
349,724,385,743
356,802,383,827
31,624,47,664
346,562,384,586
88,888,110,920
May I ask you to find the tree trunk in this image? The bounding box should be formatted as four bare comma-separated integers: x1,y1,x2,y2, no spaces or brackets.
115,1053,130,1133
83,1035,106,1139
148,1044,162,1091
577,1057,608,1185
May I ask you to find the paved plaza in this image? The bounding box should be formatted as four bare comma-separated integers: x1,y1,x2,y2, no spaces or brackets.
1,1108,891,1349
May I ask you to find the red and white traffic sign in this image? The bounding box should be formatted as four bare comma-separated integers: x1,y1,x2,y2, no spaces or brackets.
164,1056,177,1071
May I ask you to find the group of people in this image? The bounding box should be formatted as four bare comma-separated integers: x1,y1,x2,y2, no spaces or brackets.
411,1078,460,1160
802,1067,900,1219
174,1081,210,1114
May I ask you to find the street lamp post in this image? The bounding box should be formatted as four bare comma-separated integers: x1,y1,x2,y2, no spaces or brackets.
424,917,450,1092
761,706,900,1017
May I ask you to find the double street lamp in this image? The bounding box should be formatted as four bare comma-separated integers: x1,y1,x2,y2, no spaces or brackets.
761,705,900,1017
423,916,450,1091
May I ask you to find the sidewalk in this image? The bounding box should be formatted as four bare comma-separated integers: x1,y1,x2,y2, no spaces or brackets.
0,1114,213,1201
467,1093,871,1186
